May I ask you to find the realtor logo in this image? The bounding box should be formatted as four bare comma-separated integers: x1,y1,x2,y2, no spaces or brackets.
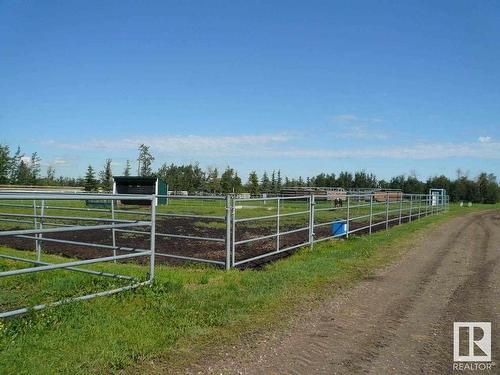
454,322,491,362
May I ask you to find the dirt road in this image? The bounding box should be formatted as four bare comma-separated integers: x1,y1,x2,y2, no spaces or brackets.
193,210,500,374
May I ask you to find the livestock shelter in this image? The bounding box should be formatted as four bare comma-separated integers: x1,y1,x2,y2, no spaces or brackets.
113,176,167,205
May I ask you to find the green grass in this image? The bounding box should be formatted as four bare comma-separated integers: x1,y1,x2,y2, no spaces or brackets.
1,204,496,374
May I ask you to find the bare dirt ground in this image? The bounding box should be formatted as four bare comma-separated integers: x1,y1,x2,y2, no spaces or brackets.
0,215,406,267
188,210,500,374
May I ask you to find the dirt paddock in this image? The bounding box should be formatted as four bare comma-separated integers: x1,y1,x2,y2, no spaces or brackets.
0,213,417,268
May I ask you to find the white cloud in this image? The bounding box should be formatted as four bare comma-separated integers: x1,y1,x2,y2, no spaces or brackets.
53,157,71,166
332,114,358,122
330,114,389,139
44,133,294,156
334,125,390,140
478,136,492,143
41,133,500,160
44,140,84,150
269,141,500,160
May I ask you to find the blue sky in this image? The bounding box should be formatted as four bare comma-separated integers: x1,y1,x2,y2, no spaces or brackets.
1,0,499,181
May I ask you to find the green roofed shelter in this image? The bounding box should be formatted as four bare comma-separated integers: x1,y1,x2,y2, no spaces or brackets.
112,176,167,206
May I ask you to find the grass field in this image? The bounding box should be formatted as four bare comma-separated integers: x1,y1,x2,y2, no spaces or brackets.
1,203,495,374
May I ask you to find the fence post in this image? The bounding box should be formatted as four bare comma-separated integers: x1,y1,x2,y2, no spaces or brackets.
346,195,350,238
418,195,421,218
409,195,413,222
399,194,403,225
111,199,117,262
225,194,232,270
38,200,45,262
276,197,280,253
149,196,156,282
231,195,236,267
33,200,40,262
309,195,315,250
385,192,389,230
369,194,373,235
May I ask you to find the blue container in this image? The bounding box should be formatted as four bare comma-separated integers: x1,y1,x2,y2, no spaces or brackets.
332,220,347,236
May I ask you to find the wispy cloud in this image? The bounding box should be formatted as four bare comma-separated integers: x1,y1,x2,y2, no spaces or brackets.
334,125,390,140
53,157,71,166
270,141,500,159
43,133,295,157
42,133,500,160
332,114,358,122
330,114,390,140
478,136,492,143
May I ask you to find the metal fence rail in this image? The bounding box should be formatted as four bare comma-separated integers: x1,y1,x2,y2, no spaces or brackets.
114,194,227,266
227,192,448,267
0,192,228,268
0,190,448,317
0,192,156,318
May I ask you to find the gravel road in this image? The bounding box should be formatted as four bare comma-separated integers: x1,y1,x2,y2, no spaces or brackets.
192,210,499,374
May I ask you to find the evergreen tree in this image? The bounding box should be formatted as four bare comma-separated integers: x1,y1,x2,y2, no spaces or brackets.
156,162,205,193
0,144,10,184
9,146,23,183
29,152,41,184
261,171,271,192
476,173,498,204
123,160,131,176
220,167,236,193
246,171,260,195
233,172,242,193
337,171,353,189
206,167,221,194
99,159,113,192
276,169,282,192
137,144,154,176
84,165,98,192
270,170,276,193
46,166,56,185
17,160,31,184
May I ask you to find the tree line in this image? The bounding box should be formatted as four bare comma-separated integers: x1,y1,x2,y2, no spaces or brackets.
1,143,498,203
0,144,51,185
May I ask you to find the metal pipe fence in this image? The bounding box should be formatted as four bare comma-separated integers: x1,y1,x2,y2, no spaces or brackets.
227,192,448,267
0,192,156,318
0,190,448,317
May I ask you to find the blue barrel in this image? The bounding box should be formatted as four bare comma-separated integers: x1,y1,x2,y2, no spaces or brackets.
332,220,347,236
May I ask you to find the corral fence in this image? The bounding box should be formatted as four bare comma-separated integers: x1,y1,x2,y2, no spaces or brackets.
231,192,448,266
0,192,156,318
0,191,448,317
